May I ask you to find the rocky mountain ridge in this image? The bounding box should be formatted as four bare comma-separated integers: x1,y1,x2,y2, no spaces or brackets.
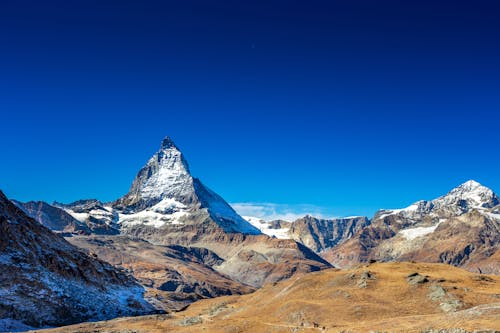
325,180,500,274
240,180,499,275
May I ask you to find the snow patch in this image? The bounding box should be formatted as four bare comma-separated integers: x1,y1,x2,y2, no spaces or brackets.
65,211,89,222
243,216,290,239
399,223,441,241
378,203,420,219
118,198,189,228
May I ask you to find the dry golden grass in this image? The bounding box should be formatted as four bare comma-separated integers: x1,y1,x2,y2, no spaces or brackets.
32,262,500,333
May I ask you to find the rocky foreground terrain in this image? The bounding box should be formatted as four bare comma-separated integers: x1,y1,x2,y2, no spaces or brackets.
30,262,500,333
0,191,154,332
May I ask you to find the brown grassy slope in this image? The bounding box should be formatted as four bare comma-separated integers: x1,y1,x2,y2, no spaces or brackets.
66,235,255,311
31,262,500,333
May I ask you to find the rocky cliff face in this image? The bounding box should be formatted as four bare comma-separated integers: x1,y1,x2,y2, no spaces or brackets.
0,191,154,329
324,181,500,274
288,215,371,252
13,200,90,234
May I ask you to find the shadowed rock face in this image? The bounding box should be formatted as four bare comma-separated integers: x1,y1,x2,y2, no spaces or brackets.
288,215,371,252
0,191,154,328
323,181,500,275
12,200,90,234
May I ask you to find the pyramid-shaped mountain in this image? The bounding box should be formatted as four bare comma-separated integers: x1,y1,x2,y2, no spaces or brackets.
113,136,260,235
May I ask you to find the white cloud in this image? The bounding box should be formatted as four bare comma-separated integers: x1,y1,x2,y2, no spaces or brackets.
230,202,337,222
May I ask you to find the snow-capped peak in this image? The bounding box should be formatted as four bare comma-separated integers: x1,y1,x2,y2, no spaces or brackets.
457,179,483,190
376,180,499,220
435,180,499,210
114,136,261,234
116,137,194,209
139,139,192,201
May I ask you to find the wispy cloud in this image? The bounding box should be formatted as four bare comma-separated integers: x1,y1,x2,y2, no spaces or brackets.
230,202,338,222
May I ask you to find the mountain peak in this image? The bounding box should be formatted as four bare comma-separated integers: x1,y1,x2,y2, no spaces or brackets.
457,179,483,190
113,137,260,234
436,180,499,211
161,136,178,150
115,137,193,210
448,180,492,197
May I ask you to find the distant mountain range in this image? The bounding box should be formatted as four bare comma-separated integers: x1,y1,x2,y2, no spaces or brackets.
243,179,500,275
4,136,499,331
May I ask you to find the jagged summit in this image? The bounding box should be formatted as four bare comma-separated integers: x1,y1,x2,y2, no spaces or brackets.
161,136,178,150
458,179,483,189
113,136,260,234
375,180,499,220
115,137,193,210
439,180,499,209
428,180,499,216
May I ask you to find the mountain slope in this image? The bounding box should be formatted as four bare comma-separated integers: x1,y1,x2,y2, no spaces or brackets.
0,190,153,329
35,262,500,333
325,180,500,274
66,235,255,312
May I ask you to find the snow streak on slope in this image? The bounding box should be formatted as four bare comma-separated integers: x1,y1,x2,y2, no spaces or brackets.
244,216,290,239
399,223,441,241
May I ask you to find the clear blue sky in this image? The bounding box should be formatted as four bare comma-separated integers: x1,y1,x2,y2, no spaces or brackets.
1,0,499,218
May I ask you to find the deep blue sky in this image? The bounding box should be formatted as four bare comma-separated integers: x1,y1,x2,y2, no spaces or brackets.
1,0,499,218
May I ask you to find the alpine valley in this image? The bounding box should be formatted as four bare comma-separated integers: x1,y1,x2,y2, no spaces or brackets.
2,137,499,332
